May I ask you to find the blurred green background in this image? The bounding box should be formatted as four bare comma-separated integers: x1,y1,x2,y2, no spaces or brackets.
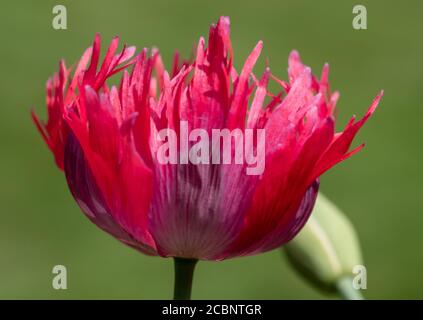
0,0,421,299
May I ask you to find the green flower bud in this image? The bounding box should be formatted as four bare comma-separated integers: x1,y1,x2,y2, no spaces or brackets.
283,193,364,299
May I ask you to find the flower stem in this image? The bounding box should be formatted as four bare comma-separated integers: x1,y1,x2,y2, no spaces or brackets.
336,276,364,300
173,257,198,300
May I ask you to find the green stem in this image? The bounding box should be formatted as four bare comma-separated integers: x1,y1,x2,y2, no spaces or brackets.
336,276,364,300
173,258,198,300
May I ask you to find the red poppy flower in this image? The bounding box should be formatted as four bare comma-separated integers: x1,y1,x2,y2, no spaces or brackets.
32,17,382,260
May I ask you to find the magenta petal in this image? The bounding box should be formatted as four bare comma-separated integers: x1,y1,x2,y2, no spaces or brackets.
64,134,157,256
247,180,320,255
149,162,257,260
